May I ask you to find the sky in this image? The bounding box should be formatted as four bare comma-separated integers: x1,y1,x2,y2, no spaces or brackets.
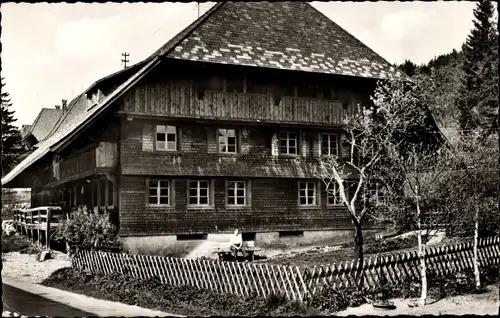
1,1,479,128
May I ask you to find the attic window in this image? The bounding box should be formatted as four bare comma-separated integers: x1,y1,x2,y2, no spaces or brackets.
87,92,99,108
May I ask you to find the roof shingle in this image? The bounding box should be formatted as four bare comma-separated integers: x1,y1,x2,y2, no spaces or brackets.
164,1,399,79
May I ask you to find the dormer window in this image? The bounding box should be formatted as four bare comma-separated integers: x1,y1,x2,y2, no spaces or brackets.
87,91,100,108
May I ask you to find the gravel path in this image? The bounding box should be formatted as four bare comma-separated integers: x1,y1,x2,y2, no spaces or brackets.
335,283,499,316
2,251,71,284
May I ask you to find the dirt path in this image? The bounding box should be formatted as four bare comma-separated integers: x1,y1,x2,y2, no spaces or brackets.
2,251,71,284
335,283,499,316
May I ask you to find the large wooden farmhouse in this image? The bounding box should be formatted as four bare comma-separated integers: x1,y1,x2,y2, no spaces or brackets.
3,2,413,254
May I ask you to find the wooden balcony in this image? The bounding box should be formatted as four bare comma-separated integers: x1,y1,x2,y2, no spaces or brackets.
121,80,362,126
55,142,117,182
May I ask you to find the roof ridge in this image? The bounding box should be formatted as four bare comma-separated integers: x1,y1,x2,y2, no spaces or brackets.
148,1,226,59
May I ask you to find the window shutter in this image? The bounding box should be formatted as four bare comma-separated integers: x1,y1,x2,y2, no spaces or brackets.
271,132,279,156
142,124,154,152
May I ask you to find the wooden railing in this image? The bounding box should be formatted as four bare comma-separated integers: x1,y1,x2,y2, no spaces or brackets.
14,207,64,249
72,237,499,302
57,142,117,180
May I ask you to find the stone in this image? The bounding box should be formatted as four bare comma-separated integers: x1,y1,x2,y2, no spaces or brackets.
37,250,52,262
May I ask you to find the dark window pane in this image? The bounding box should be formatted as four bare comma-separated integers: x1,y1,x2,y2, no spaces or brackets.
236,197,245,205
228,136,236,145
299,189,306,197
160,188,169,196
228,189,235,197
200,181,209,188
159,197,169,205
300,197,306,205
149,197,157,204
189,188,198,197
227,182,235,189
200,197,208,205
189,197,198,205
236,189,245,197
157,133,166,142
149,189,157,196
308,197,314,204
228,197,235,205
189,181,198,189
228,145,236,153
200,188,208,197
307,189,314,197
167,134,176,142
150,180,158,188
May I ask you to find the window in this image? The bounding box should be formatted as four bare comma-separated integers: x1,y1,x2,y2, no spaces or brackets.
280,132,298,155
227,181,246,206
218,129,237,153
156,125,177,151
148,180,170,205
177,234,208,241
327,183,342,206
188,180,210,206
321,133,339,156
279,230,304,237
299,181,317,206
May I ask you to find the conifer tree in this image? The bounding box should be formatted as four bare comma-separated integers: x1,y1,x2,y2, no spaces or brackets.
1,77,23,175
457,0,498,136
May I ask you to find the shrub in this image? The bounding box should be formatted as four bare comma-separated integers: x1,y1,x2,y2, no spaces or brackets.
54,205,122,252
2,233,30,253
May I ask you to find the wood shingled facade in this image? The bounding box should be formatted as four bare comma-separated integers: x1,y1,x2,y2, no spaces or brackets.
4,2,407,249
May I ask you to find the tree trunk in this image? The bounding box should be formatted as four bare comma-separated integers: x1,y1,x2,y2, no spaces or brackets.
416,201,427,306
473,206,481,289
353,223,365,287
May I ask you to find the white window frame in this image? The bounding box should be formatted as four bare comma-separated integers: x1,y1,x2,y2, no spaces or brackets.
147,179,171,206
298,181,317,206
280,131,298,155
321,133,339,156
326,182,343,206
218,128,237,153
188,180,211,207
156,125,177,151
226,181,247,206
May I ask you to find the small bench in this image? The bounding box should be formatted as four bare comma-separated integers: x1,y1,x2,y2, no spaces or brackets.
213,241,261,262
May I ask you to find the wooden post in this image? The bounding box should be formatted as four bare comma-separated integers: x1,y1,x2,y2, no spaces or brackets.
46,208,51,250
37,210,41,247
30,210,34,241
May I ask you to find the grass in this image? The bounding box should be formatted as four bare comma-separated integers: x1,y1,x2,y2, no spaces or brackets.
42,268,325,316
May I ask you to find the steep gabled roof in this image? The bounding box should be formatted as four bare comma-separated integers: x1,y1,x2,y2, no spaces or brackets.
163,1,399,79
2,58,161,186
23,108,63,143
3,1,403,186
21,125,32,139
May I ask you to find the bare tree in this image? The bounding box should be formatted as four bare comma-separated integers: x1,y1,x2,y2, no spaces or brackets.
312,76,430,266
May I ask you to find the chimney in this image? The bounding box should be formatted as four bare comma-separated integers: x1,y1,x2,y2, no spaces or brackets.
55,105,61,110
62,99,68,112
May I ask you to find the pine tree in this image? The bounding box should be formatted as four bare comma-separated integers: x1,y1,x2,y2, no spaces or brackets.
457,0,498,135
1,77,23,176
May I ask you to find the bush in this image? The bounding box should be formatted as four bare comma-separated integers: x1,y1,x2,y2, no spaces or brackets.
2,233,31,253
54,205,122,252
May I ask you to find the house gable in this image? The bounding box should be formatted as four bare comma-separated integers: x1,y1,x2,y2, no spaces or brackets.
162,1,399,79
